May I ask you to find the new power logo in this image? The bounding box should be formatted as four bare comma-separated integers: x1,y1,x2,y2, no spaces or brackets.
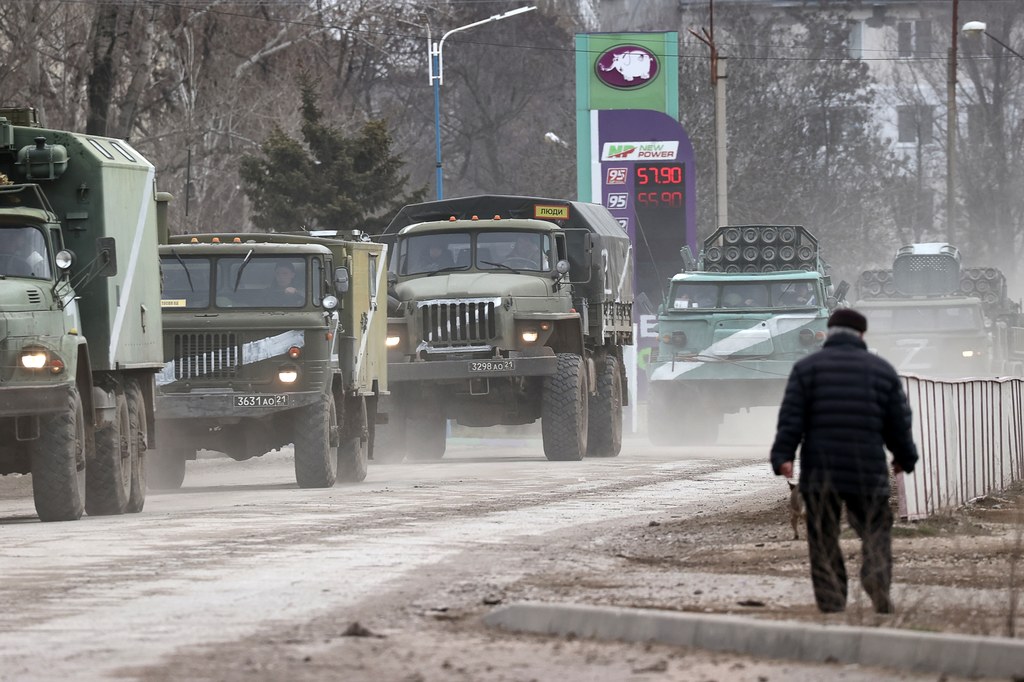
601,141,679,161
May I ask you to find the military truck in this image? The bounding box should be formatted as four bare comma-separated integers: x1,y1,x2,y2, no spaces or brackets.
151,231,387,489
0,106,168,521
375,195,633,462
647,225,847,445
855,243,1024,378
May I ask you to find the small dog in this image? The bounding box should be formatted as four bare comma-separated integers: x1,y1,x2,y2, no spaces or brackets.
788,480,805,540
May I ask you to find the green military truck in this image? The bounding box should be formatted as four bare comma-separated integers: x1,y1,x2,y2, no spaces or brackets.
855,243,1024,378
647,225,847,445
376,195,633,462
0,106,169,521
151,231,387,488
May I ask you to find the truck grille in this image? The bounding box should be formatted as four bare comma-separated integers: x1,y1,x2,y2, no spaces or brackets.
420,299,499,345
171,332,240,380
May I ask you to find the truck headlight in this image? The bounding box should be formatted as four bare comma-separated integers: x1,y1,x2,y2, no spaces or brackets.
962,350,981,358
385,335,402,348
521,330,539,343
20,351,48,369
278,367,299,383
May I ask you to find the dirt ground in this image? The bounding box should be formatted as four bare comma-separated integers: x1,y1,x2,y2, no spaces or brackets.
508,478,1024,640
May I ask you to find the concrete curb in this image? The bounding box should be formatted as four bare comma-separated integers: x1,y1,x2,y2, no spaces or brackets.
483,602,1024,679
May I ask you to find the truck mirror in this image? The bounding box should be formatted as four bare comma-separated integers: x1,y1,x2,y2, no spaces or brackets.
387,271,398,288
95,237,117,277
334,266,350,293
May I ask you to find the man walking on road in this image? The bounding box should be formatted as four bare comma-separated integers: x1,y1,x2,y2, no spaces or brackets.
770,308,918,614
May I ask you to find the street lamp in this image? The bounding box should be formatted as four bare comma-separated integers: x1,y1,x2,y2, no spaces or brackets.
962,21,1024,61
427,6,537,200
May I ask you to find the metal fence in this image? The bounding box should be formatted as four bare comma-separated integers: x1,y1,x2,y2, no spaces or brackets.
899,375,1024,520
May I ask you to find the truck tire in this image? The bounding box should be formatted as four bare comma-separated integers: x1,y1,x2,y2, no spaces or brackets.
86,387,132,516
125,380,147,513
293,391,338,488
405,409,447,461
587,356,623,458
542,353,589,461
148,448,189,490
337,397,369,482
30,386,86,522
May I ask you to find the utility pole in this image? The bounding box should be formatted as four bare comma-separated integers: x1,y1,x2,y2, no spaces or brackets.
690,0,728,228
946,0,959,243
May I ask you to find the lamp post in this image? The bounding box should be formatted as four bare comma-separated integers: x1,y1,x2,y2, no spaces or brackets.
962,21,1024,61
427,6,536,200
946,0,959,243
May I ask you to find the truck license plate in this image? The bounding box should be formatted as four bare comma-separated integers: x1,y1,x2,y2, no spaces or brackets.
469,360,515,373
234,395,288,407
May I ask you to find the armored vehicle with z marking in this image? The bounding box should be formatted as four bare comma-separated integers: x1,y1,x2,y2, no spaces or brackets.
0,106,169,521
647,225,847,445
376,195,633,462
855,243,1024,378
152,231,387,488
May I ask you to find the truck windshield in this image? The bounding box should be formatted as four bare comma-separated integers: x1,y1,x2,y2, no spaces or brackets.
864,305,984,333
215,256,307,308
397,233,471,275
669,282,776,309
160,256,211,309
0,226,51,280
478,232,552,272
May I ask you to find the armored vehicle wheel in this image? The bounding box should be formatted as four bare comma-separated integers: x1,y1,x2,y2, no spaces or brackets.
337,397,369,482
294,391,338,488
542,353,589,461
30,386,86,522
148,448,189,490
405,408,446,461
125,380,147,513
587,356,623,458
86,386,132,516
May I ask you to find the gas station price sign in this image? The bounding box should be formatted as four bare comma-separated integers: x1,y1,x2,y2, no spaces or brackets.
634,162,684,208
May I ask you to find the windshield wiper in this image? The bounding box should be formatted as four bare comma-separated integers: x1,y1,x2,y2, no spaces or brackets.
425,265,466,277
171,250,194,291
479,260,519,273
232,249,254,291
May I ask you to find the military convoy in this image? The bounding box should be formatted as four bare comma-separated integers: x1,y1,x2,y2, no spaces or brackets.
151,231,387,488
646,225,847,445
375,195,633,462
855,243,1024,378
0,106,169,521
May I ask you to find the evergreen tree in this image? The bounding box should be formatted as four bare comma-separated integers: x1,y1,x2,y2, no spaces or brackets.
239,74,425,233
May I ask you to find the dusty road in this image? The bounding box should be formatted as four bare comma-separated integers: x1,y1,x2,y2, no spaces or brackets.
0,426,983,681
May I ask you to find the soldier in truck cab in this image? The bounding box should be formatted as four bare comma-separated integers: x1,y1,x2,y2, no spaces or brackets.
265,262,303,304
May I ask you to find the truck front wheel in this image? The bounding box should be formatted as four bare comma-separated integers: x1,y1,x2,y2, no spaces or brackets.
587,356,623,458
148,448,189,490
293,391,339,488
86,386,132,516
30,386,87,522
125,380,147,513
337,396,369,482
542,353,589,461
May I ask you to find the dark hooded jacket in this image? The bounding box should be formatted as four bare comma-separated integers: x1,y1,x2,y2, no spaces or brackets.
770,332,918,496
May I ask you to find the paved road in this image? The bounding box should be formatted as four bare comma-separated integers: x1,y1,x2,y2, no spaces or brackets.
3,422,946,681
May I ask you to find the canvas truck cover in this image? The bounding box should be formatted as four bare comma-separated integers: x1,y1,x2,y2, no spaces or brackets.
382,194,633,305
